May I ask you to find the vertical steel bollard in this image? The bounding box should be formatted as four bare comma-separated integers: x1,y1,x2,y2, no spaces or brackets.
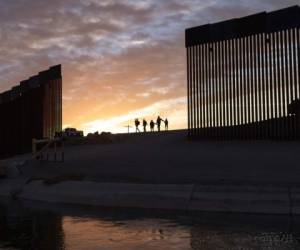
32,138,36,159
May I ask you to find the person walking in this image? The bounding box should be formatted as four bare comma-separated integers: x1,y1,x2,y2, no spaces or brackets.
164,118,168,131
142,119,148,132
150,120,155,132
156,116,163,132
134,118,140,133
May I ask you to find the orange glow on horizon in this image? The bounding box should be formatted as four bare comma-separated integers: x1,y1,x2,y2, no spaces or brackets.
0,1,296,134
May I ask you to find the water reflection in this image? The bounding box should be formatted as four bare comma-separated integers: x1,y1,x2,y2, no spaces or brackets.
63,217,190,250
190,230,300,249
0,199,65,250
0,198,300,250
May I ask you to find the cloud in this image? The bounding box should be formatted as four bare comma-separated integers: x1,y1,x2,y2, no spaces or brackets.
82,96,186,134
0,0,299,133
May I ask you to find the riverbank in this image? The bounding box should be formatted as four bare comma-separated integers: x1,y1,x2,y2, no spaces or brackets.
15,181,300,214
1,130,300,214
1,179,300,215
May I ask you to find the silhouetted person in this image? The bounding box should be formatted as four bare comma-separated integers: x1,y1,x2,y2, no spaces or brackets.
134,118,140,132
164,118,168,131
150,120,155,132
156,116,163,132
143,119,148,132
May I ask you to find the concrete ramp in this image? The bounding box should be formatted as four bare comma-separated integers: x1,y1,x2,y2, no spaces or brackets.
189,185,290,214
20,181,194,210
18,181,300,215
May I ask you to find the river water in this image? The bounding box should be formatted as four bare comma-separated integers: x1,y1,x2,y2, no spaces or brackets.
0,198,300,250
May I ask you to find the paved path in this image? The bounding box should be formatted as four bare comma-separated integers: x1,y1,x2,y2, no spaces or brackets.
16,180,300,215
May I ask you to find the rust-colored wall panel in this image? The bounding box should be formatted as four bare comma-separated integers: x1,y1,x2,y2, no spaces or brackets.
0,65,62,158
186,6,300,140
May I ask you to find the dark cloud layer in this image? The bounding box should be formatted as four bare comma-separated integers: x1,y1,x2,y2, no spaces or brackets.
0,0,299,132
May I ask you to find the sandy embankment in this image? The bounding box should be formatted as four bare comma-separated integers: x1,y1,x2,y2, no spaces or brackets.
1,130,300,214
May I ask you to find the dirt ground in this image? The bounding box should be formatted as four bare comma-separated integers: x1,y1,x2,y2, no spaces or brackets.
18,130,300,186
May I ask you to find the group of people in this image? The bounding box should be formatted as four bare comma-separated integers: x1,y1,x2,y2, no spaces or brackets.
134,116,168,133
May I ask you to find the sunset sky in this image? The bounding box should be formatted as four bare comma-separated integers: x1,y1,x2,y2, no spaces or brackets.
0,0,299,134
